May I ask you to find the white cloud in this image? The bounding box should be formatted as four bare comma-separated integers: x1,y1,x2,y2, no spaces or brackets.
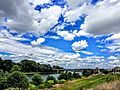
73,30,91,37
64,2,92,22
72,40,88,51
106,33,120,41
29,0,51,5
66,0,88,9
31,38,45,46
108,56,117,60
57,31,75,41
80,51,93,55
0,0,63,35
81,0,120,35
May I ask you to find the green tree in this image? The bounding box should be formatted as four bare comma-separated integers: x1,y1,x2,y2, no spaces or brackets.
7,71,29,89
82,70,94,77
73,72,81,79
46,75,56,83
32,74,43,86
10,65,21,72
0,60,13,72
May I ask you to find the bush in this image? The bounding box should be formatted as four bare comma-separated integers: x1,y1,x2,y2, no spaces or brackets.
7,71,29,89
10,65,21,72
44,80,53,88
0,77,7,90
46,75,56,83
82,70,93,77
28,84,39,90
39,84,45,89
58,79,66,84
32,74,43,86
73,72,81,79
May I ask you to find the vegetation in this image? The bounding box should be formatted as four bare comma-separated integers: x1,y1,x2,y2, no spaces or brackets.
0,58,120,90
7,71,29,89
0,58,63,73
52,74,120,90
58,72,81,80
31,74,43,86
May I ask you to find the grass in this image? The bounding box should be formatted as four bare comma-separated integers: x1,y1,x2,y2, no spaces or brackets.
52,74,120,90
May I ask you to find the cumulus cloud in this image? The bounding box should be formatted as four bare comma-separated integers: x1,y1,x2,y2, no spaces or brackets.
72,40,88,51
57,30,91,41
81,0,120,35
0,0,63,35
31,38,45,46
57,30,75,41
108,56,117,60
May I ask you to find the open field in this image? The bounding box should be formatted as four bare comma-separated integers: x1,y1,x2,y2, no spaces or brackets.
52,74,120,90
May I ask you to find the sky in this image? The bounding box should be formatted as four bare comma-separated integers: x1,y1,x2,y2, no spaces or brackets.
0,0,120,69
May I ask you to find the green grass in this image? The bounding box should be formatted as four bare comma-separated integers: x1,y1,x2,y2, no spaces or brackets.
52,74,120,90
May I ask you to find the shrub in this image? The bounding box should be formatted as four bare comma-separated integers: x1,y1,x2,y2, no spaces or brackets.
28,84,39,90
7,71,29,89
32,74,43,86
10,65,21,72
46,75,56,83
82,70,93,77
39,84,45,89
44,80,53,88
73,72,81,79
58,79,66,84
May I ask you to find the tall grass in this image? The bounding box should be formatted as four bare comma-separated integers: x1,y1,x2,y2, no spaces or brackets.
52,74,120,90
90,80,120,90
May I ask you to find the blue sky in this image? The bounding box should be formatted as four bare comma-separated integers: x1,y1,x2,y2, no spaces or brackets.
0,0,120,69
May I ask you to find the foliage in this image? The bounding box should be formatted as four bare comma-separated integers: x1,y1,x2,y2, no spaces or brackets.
0,77,7,90
44,81,53,88
28,84,39,90
58,72,81,80
32,74,43,86
38,84,45,89
0,60,13,72
10,65,21,72
58,79,66,84
73,72,81,79
46,75,56,83
0,70,9,90
53,65,63,69
7,71,29,89
0,58,63,73
82,69,94,77
53,74,120,90
100,69,109,74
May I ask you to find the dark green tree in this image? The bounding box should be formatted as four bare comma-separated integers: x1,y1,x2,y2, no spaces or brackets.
46,75,56,83
32,74,43,86
7,71,29,89
10,65,21,72
73,72,81,78
0,60,13,72
82,70,94,77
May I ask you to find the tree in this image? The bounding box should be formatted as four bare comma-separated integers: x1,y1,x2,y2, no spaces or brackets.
82,70,94,77
73,72,81,79
7,71,29,89
58,72,73,80
10,65,21,72
46,75,56,83
0,60,13,72
32,74,43,86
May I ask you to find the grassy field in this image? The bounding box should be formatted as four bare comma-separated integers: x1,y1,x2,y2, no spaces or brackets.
52,74,120,90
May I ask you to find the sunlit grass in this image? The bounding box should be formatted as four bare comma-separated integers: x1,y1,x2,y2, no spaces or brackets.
52,74,120,90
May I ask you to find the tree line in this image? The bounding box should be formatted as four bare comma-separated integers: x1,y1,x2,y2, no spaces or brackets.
0,57,63,73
